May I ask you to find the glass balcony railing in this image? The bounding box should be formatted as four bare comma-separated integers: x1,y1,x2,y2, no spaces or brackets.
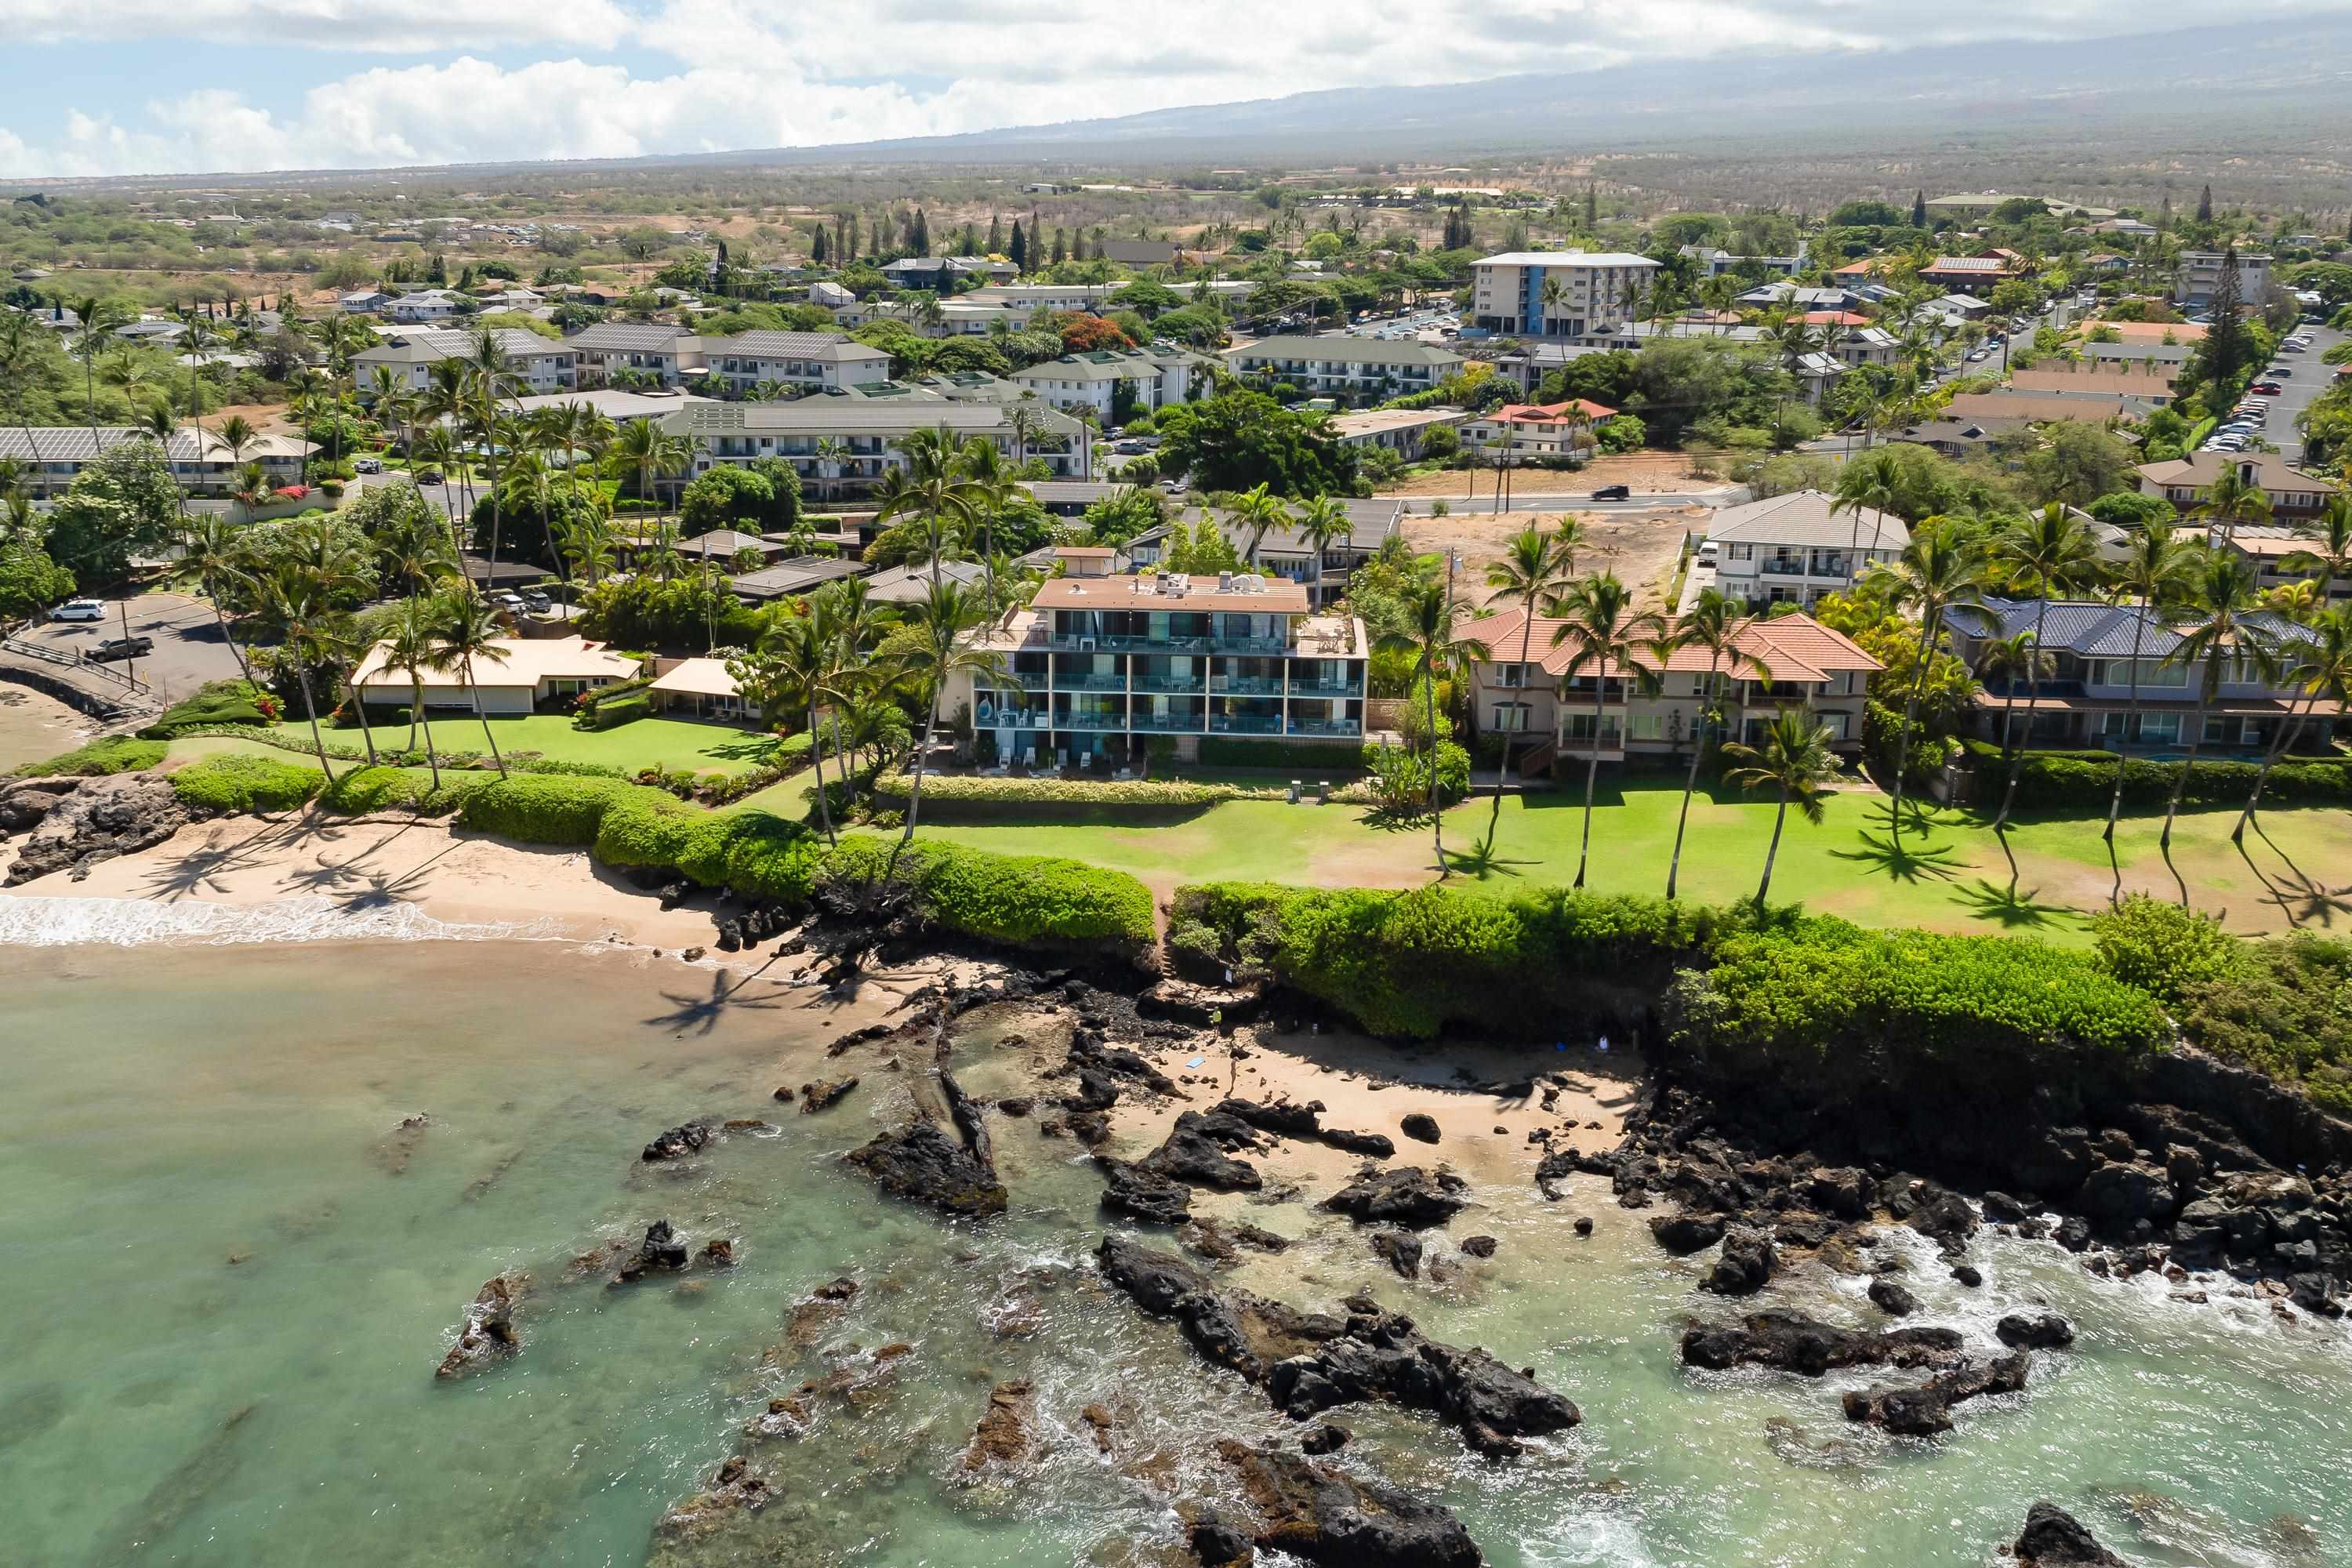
1131,674,1205,695
1286,719,1363,738
1130,712,1207,733
1052,673,1127,692
1208,715,1283,734
1054,710,1128,731
975,706,1049,728
1290,678,1365,698
1210,675,1283,695
1759,559,1810,576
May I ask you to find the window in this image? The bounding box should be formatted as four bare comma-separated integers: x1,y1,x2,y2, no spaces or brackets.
1491,702,1531,732
1627,713,1664,740
1727,543,1754,562
2203,717,2230,744
1495,662,1526,688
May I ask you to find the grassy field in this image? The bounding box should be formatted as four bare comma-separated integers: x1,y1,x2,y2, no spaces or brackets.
254,715,775,775
907,782,2352,944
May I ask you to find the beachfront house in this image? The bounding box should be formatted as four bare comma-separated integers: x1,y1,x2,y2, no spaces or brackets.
347,635,641,715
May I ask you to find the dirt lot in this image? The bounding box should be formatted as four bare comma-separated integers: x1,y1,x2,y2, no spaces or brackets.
1376,450,1711,500
1400,505,1700,612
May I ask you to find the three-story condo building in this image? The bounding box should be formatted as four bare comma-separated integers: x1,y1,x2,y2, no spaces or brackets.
944,555,1369,763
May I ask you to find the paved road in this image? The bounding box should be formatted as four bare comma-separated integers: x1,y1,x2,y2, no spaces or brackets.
1395,490,1737,515
16,592,246,706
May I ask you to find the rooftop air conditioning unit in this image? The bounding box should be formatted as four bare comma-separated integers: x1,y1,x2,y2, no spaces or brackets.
1218,571,1233,590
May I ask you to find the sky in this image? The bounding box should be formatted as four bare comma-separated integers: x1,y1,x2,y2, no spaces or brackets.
2,1,2346,180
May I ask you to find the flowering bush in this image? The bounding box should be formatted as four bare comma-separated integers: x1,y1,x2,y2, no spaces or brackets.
272,485,309,502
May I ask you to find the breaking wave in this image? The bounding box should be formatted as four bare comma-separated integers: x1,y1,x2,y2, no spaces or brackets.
0,895,566,948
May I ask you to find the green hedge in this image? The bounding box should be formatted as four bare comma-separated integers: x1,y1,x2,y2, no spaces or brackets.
1668,922,2169,1091
823,836,1156,953
1169,881,1741,1038
1198,736,1367,773
169,754,326,814
873,771,1287,813
10,736,167,779
141,679,273,735
1964,739,2352,811
456,774,641,844
317,765,495,818
586,692,652,731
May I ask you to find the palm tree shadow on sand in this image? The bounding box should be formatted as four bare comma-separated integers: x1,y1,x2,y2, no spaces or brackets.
1443,830,1540,880
2235,837,2352,929
644,960,792,1036
1827,796,1968,884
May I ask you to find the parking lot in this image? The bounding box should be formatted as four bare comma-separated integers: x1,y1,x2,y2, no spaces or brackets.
16,592,249,705
2231,322,2341,464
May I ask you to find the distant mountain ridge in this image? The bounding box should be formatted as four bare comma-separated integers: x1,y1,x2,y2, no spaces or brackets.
690,20,2352,165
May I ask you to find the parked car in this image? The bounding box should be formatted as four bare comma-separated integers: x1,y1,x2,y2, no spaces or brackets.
1590,484,1632,501
520,590,554,613
487,591,524,610
354,456,383,474
89,635,153,661
2250,383,2284,396
49,599,106,622
415,470,445,485
2267,367,2293,378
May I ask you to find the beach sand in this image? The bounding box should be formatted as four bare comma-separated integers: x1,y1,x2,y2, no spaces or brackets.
2,811,737,951
0,686,99,775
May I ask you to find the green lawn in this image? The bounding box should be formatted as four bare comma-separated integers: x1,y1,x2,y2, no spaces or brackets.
256,714,775,776
907,782,2352,944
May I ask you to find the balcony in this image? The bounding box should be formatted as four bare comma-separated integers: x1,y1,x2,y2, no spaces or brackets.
1290,678,1365,698
1054,710,1128,731
1209,715,1283,735
1759,558,1812,577
1287,719,1363,738
1053,673,1127,692
1132,673,1205,695
975,705,1049,728
1210,675,1283,695
1130,711,1206,733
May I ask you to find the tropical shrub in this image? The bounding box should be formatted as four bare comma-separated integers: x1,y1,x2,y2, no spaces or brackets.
317,765,493,817
1962,741,2352,811
169,753,326,814
11,736,166,778
869,771,1287,811
143,678,277,734
821,836,1155,953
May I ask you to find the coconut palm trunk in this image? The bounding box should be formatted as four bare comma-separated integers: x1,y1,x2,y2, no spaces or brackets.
2102,613,2150,845
1490,608,1540,840
1754,786,1792,909
1424,662,1446,874
293,665,338,786
901,691,942,844
1664,654,1720,902
1574,676,1607,888
412,671,441,787
2158,679,2211,859
808,697,836,847
1884,616,1937,851
463,655,506,775
2231,690,2315,844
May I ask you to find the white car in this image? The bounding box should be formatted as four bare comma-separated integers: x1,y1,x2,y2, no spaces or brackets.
49,599,106,622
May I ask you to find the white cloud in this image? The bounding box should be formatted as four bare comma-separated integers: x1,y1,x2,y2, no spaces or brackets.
1,0,2344,177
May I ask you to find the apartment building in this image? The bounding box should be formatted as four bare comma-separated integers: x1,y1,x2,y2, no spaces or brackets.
2136,452,2339,524
2173,251,2273,310
565,323,707,387
1470,251,1661,338
1679,241,1808,277
351,329,579,397
0,425,314,499
701,331,893,397
656,399,1092,498
1222,336,1463,400
2224,529,2352,603
1008,344,1207,418
1948,599,2332,755
1125,499,1404,608
1326,407,1471,460
1457,609,1880,764
1918,256,2028,298
1457,399,1617,458
1699,491,1910,609
943,560,1370,762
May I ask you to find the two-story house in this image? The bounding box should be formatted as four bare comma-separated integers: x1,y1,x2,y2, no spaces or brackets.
944,557,1370,763
1008,345,1207,419
1123,499,1404,608
351,329,579,398
1700,491,1910,609
1221,337,1463,401
701,331,894,397
1456,399,1617,458
2136,452,2340,525
1947,598,2334,756
386,289,467,324
0,425,314,499
1457,609,1880,768
656,398,1093,499
2224,529,2352,603
564,323,708,388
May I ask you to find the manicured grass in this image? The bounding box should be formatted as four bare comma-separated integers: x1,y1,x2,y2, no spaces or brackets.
256,715,775,776
909,780,2352,943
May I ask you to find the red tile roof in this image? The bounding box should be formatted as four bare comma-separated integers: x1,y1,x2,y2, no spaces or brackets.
1459,609,1881,684
1492,398,1617,424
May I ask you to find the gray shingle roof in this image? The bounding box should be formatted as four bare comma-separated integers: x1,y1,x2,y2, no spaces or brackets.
1225,336,1464,368
662,401,1082,438
1705,490,1910,551
564,322,695,352
706,331,887,360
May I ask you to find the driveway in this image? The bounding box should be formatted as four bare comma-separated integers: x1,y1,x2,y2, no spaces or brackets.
17,593,249,706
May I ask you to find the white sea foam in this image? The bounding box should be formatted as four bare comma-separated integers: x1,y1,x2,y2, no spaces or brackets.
0,894,565,948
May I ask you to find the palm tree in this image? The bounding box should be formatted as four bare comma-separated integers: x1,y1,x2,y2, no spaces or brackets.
1866,518,1987,851
426,589,514,777
67,296,129,448
812,436,852,503
1720,708,1843,910
2155,550,2268,859
875,425,982,590
2196,465,2270,548
177,310,217,453
1004,404,1044,470
895,580,1014,843
2100,517,2197,848
214,413,259,480
1975,630,2050,783
2283,493,2352,593
1987,503,2100,830
168,516,256,681
1230,481,1287,568
459,327,524,577
382,596,446,785
1548,572,1664,889
610,419,695,545
756,605,839,843
2234,602,2352,842
0,311,53,473
1480,523,1577,837
254,561,349,784
1380,570,1484,877
1292,492,1352,609
1660,587,1765,901
1830,448,1906,591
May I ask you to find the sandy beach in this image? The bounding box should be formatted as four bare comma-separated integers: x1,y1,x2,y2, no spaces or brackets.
1,811,738,951
0,687,99,775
